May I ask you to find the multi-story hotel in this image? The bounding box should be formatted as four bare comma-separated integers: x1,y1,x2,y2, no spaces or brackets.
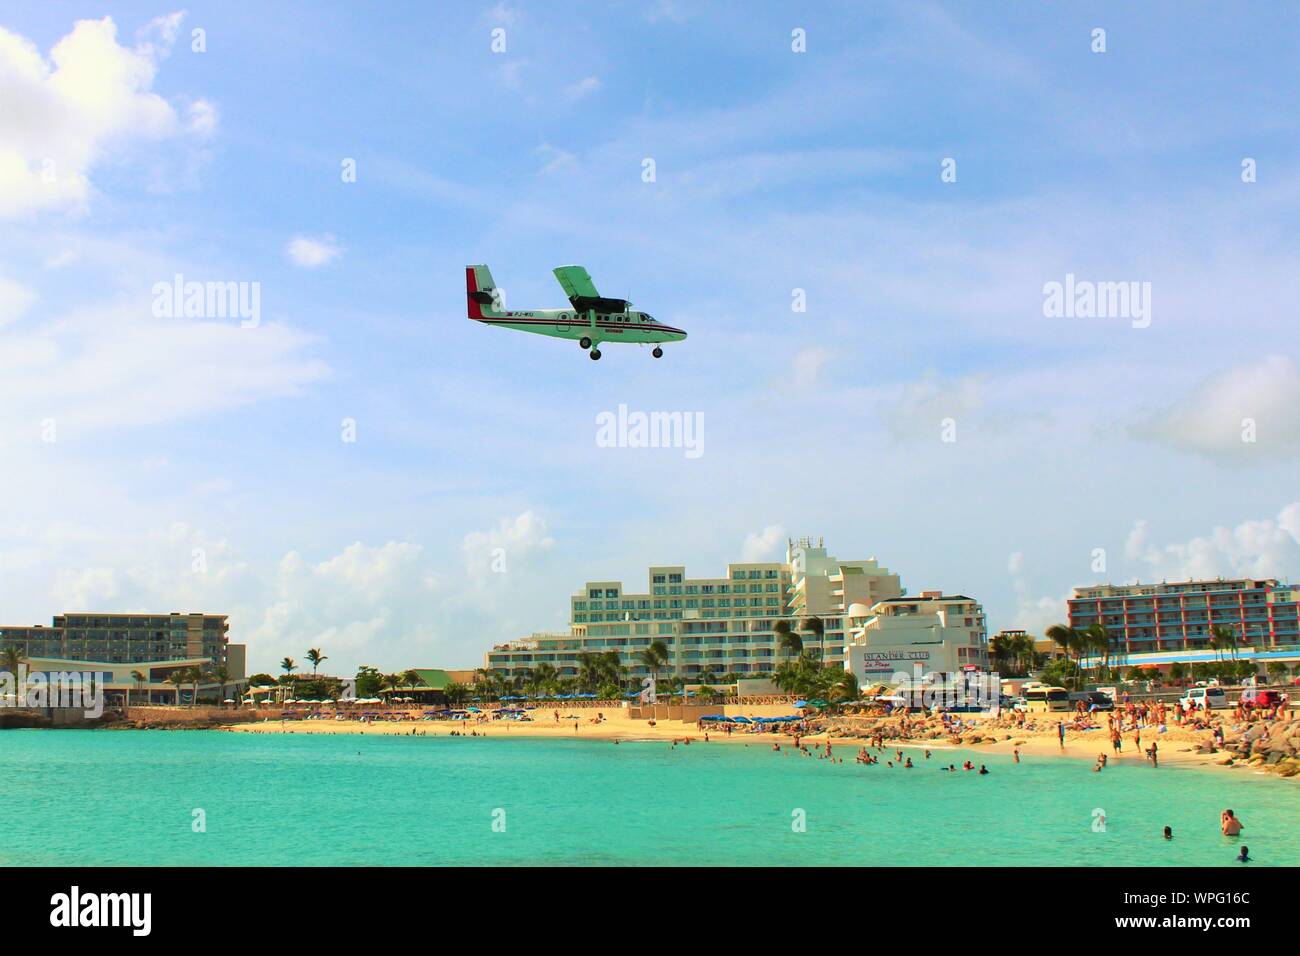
843,592,989,682
1068,578,1300,658
0,612,244,704
485,537,905,681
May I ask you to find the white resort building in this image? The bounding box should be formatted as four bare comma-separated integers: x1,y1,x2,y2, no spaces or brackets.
843,592,990,684
484,538,986,684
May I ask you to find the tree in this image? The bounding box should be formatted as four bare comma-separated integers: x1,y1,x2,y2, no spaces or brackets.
775,620,803,660
1168,662,1187,686
355,665,383,698
166,670,188,705
1266,661,1289,683
187,667,207,706
305,648,328,675
1,645,27,678
211,665,232,705
530,662,558,698
637,639,670,686
401,669,423,696
130,669,147,706
1044,624,1082,688
800,617,825,659
445,682,470,707
1210,624,1238,663
280,657,297,681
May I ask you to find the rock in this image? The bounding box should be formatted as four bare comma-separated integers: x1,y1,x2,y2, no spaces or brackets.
1215,754,1235,765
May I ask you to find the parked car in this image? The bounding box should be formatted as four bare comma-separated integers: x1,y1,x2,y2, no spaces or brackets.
1068,690,1114,711
1239,688,1284,708
1180,686,1229,710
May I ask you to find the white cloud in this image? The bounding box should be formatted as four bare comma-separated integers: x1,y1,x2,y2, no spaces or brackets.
186,99,218,137
1123,505,1300,582
286,234,341,268
788,346,831,389
484,2,519,27
564,76,601,102
0,299,329,433
1135,355,1300,461
463,510,555,580
1007,551,1069,637
0,14,203,218
741,524,785,563
0,276,35,327
878,373,983,442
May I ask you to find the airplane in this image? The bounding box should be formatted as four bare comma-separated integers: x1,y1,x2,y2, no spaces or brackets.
465,264,686,361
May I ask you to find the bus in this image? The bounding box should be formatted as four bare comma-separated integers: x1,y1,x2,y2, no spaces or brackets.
1023,685,1071,713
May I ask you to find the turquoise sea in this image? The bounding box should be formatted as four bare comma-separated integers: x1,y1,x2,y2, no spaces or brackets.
0,729,1296,866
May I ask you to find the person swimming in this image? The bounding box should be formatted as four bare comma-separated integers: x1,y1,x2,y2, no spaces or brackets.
1222,809,1244,836
978,765,989,775
1163,826,1173,840
1237,846,1250,862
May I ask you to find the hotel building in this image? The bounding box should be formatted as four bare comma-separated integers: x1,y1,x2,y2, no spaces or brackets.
0,612,244,704
843,592,989,683
1068,578,1300,658
485,537,905,681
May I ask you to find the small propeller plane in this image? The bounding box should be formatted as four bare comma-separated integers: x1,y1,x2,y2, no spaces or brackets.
466,264,686,360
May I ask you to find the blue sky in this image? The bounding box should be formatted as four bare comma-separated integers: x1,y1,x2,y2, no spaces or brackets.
2,1,1299,674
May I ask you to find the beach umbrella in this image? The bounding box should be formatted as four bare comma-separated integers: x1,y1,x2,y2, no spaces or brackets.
793,700,808,708
732,716,753,723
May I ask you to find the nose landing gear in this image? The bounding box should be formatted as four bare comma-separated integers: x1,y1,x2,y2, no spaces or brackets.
580,337,592,350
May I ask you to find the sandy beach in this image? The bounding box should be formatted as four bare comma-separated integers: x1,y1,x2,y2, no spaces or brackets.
224,709,1288,776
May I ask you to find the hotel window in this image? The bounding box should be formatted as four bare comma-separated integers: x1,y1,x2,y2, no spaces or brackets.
668,573,682,583
605,588,619,598
652,574,666,584
588,589,602,599
701,585,713,594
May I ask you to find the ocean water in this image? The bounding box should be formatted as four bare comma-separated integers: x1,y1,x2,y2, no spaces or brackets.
0,729,1295,866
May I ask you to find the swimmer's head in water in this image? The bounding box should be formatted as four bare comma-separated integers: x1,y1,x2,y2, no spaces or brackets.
1163,826,1172,839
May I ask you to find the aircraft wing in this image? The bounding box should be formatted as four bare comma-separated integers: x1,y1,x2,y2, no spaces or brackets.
553,265,600,300
554,265,628,313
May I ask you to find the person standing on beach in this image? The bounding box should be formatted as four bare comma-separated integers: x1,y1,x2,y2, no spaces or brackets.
1057,720,1065,749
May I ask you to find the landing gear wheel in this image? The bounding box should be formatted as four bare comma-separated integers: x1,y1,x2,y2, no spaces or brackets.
652,346,663,358
579,337,592,350
589,349,602,361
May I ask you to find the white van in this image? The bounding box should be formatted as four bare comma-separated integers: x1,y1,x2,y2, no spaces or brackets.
1180,686,1229,710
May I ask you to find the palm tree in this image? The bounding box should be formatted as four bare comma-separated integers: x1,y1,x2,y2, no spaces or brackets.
210,665,231,705
401,669,423,700
166,670,187,705
800,617,825,660
530,662,558,698
1044,624,1082,688
1,645,26,677
775,620,802,659
130,669,147,706
445,681,470,707
305,648,328,675
381,673,404,700
1211,625,1238,662
188,667,208,706
280,657,297,679
637,639,670,687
